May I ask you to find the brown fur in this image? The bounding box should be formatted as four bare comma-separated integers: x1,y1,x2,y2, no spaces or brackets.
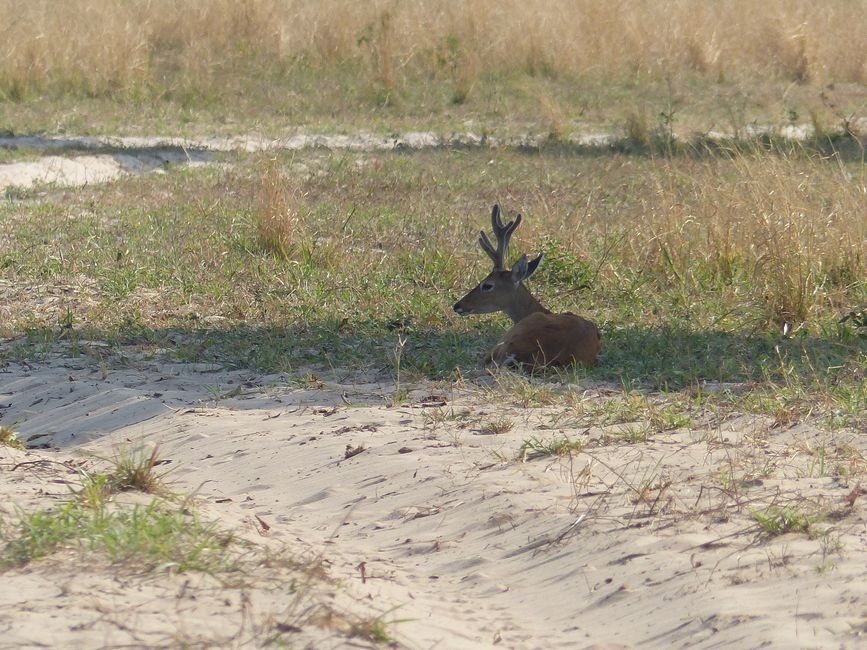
490,312,601,367
453,205,602,369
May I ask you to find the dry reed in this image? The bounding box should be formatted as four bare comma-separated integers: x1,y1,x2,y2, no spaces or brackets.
2,0,865,100
253,158,302,259
552,152,866,326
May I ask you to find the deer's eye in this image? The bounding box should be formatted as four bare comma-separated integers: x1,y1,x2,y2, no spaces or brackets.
481,282,495,292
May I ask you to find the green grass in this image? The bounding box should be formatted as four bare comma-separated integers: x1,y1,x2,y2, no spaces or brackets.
518,436,584,460
0,445,220,571
751,506,822,538
0,426,25,450
4,68,864,141
0,147,864,429
0,450,394,645
0,496,236,572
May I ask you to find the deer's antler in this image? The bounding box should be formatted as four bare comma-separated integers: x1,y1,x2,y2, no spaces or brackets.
478,204,522,270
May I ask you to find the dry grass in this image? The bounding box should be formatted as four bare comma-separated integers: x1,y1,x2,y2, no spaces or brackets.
0,426,24,450
2,0,866,101
606,152,867,326
106,443,172,495
253,158,304,259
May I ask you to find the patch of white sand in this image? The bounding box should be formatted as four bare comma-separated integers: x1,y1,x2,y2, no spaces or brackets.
1,356,864,648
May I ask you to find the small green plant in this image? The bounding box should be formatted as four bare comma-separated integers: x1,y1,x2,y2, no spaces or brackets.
839,308,867,338
347,606,407,645
518,435,583,461
649,404,691,432
423,407,471,430
75,472,112,510
752,506,820,538
717,462,739,494
1,499,236,572
0,426,24,450
608,423,651,444
490,449,510,463
537,236,594,289
390,333,408,406
814,561,835,574
804,445,828,478
478,417,515,436
599,392,649,426
350,616,393,644
106,443,172,495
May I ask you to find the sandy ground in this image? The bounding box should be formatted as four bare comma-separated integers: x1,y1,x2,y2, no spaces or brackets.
2,349,865,649
4,120,866,193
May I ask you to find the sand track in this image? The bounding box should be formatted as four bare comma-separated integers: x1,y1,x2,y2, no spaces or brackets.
4,122,864,193
2,355,865,648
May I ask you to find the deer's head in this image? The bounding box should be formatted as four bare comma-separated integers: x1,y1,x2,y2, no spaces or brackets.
453,205,543,321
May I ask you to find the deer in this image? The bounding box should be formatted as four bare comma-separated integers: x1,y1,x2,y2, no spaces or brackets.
453,205,601,368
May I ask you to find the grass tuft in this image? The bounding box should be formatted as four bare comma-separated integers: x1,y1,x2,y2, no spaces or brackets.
478,417,515,436
253,158,305,259
1,497,235,572
518,435,583,461
102,443,172,495
752,506,821,538
0,426,24,450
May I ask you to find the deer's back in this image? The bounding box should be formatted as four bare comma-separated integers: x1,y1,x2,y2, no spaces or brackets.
492,312,601,367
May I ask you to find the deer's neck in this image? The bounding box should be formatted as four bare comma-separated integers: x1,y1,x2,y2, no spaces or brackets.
505,285,550,324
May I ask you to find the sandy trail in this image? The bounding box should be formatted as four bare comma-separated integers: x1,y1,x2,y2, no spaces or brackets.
2,353,864,648
5,121,863,193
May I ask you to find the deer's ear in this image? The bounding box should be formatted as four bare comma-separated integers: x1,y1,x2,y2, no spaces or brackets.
511,253,543,283
525,253,543,278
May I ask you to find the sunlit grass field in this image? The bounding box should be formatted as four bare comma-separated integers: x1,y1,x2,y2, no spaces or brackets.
1,0,866,135
2,146,864,427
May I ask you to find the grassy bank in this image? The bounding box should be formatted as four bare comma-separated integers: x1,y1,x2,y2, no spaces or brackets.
1,146,864,426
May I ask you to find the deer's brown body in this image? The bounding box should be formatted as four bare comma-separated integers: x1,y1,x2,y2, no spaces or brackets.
453,205,601,368
491,311,601,367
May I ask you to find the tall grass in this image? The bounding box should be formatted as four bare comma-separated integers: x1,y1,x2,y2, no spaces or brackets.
614,152,866,326
253,158,304,259
2,0,865,101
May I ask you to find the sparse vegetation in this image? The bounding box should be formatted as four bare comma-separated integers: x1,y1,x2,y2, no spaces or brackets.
519,435,584,460
348,611,399,645
0,426,24,450
0,449,402,646
478,417,515,436
0,457,230,571
752,506,821,538
0,497,235,571
103,443,172,495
